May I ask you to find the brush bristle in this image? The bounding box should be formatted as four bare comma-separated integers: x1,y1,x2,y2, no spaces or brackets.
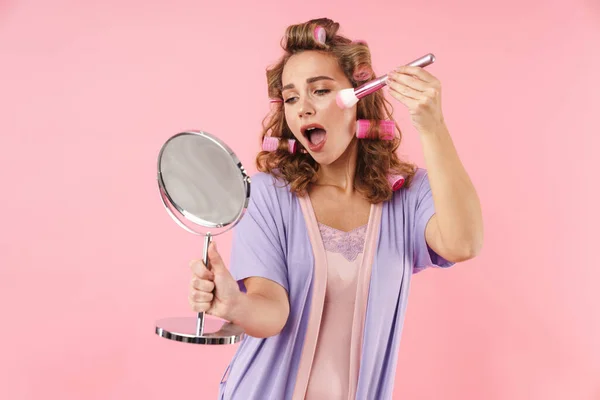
336,89,358,109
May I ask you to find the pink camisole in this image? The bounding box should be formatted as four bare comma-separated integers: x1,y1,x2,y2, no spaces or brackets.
293,195,383,400
305,223,367,399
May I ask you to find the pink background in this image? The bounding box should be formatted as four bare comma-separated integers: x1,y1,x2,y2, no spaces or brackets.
1,0,599,399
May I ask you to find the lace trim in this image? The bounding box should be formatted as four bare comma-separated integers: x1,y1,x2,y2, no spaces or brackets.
318,223,367,262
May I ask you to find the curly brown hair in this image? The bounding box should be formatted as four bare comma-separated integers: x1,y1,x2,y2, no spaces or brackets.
256,18,417,203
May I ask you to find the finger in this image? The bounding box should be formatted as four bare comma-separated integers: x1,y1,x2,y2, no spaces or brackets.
190,290,214,303
387,87,418,109
387,79,421,100
395,65,437,84
388,72,428,92
191,278,215,293
189,259,215,280
189,300,211,313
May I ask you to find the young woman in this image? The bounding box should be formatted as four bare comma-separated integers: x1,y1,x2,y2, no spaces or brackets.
189,18,483,400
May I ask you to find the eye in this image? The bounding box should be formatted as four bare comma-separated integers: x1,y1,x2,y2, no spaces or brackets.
283,89,330,104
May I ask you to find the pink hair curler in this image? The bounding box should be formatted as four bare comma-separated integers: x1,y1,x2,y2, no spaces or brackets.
314,26,326,45
356,119,395,140
336,53,436,109
263,137,402,189
269,98,283,104
262,136,297,153
387,173,405,191
353,65,372,82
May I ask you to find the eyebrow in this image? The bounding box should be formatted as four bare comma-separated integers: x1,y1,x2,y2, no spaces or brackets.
281,76,335,91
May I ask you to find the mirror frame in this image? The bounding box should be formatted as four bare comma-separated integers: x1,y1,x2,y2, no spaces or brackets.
156,130,251,236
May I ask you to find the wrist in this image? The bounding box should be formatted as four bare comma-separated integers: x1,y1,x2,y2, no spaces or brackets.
225,290,247,326
419,121,449,138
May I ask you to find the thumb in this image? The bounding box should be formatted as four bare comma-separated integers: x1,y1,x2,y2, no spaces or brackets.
207,242,225,272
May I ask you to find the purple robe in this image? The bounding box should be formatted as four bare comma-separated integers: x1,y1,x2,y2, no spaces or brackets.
218,168,454,399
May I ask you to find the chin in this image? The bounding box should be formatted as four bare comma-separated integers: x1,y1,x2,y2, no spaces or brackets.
310,150,343,166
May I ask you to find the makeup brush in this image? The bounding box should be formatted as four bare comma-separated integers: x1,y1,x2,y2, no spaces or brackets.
336,53,436,109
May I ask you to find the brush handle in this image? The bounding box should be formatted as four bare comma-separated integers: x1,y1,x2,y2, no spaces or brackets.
404,53,436,68
354,53,436,99
354,75,389,99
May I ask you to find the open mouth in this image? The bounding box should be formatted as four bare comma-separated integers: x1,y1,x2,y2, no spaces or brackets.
301,124,327,148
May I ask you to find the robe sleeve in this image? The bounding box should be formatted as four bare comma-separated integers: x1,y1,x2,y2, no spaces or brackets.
229,173,289,293
413,169,455,272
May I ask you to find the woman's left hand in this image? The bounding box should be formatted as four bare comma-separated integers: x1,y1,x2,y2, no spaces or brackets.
387,66,446,135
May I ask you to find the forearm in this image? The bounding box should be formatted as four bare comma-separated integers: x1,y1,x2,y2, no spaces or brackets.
420,125,484,256
228,292,289,339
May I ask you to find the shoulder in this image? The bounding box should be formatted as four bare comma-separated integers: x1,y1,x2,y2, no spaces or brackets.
408,168,429,192
248,171,293,208
250,171,283,186
389,167,429,205
249,171,289,194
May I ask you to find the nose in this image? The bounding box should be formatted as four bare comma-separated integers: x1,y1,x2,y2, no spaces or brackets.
297,98,315,117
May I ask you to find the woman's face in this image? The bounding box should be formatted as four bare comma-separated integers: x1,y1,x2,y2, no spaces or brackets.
281,51,357,165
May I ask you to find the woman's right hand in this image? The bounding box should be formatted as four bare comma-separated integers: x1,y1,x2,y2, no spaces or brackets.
188,241,241,321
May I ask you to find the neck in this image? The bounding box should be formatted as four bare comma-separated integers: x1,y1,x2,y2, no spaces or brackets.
313,137,359,196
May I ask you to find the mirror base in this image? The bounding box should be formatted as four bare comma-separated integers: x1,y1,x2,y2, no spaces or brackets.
155,317,245,345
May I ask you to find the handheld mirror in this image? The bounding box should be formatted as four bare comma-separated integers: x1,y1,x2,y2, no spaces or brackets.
155,130,250,345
